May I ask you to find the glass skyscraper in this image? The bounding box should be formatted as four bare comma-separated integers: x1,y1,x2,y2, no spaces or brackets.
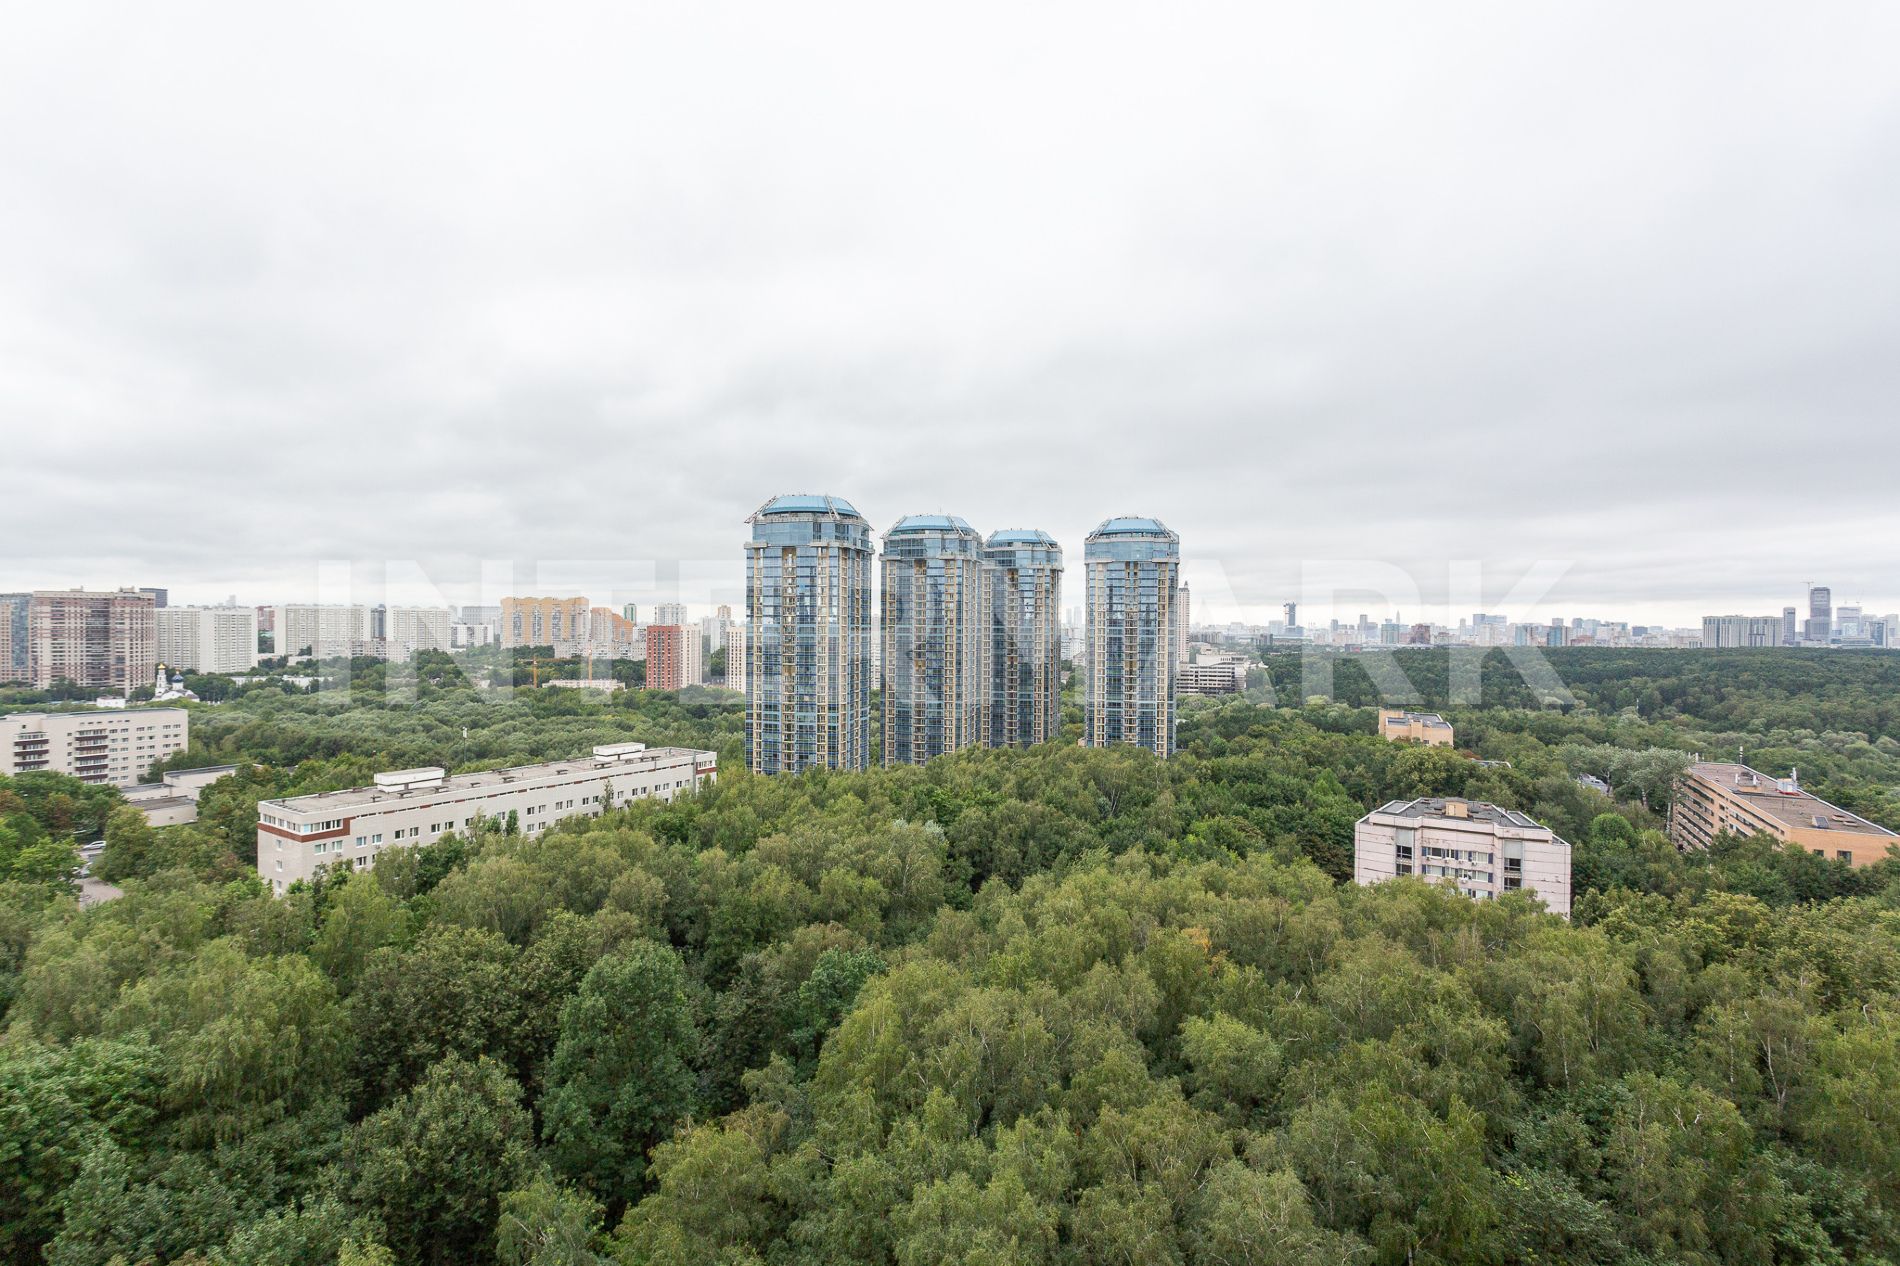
981,529,1063,748
744,494,874,774
1083,516,1181,756
880,514,984,766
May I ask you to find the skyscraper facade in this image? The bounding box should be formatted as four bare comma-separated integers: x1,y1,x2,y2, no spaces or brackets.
981,529,1063,749
745,494,874,774
1083,517,1181,756
1805,586,1833,643
880,515,985,766
1,594,29,684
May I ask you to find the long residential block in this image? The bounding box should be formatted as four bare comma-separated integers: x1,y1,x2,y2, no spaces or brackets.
1673,761,1896,866
2,708,191,789
255,742,717,891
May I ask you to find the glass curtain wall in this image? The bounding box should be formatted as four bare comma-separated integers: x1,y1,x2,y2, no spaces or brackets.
880,515,984,766
744,495,874,774
981,530,1063,748
1083,517,1181,756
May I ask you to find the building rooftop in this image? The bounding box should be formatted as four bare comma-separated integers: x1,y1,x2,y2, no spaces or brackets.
1686,762,1897,839
751,494,863,519
1381,710,1453,729
986,529,1058,546
1371,797,1556,834
886,514,978,536
1086,516,1177,539
260,745,714,814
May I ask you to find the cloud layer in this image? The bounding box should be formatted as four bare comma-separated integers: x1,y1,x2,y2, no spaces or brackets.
3,3,1898,623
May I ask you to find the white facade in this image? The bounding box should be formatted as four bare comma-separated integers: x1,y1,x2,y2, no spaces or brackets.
386,606,452,656
2,708,191,789
156,606,259,674
256,743,717,891
450,621,495,647
651,602,688,627
274,604,371,660
1354,797,1572,918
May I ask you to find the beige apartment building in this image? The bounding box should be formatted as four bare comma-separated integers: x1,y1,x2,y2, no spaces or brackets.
1673,762,1898,866
1356,796,1573,917
723,622,747,694
157,606,259,674
256,743,717,891
1378,710,1456,746
28,589,156,691
2,707,191,789
502,596,590,647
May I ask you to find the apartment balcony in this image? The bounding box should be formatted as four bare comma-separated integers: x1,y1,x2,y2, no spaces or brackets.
14,759,49,771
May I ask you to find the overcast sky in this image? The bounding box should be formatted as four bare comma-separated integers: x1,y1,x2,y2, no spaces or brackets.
3,3,1897,625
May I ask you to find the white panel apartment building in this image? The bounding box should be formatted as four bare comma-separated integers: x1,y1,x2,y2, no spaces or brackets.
386,606,452,656
274,604,371,660
1354,796,1573,917
2,708,191,789
256,742,717,891
157,606,259,674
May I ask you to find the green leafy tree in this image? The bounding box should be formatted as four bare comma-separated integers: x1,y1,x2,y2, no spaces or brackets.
350,1055,536,1266
541,942,696,1207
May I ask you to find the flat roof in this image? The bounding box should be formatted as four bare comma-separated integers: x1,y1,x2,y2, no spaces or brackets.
1686,762,1897,838
1382,711,1452,727
262,747,715,815
1371,797,1553,833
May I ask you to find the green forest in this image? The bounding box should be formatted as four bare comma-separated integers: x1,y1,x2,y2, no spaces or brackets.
4,648,1900,1265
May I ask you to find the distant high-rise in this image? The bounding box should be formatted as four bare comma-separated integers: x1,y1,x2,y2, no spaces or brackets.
880,515,985,765
1804,586,1833,643
745,494,874,774
1783,607,1798,645
652,602,688,627
646,624,703,690
1083,517,1181,756
1,594,29,683
981,529,1063,749
28,588,156,692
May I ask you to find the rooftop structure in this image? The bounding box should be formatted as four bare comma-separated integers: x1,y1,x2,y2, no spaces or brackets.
1356,796,1572,916
256,744,717,891
1673,762,1898,866
1378,710,1455,746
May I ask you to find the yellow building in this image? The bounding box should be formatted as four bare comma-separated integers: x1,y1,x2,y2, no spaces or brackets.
1674,762,1898,866
501,597,590,647
1378,710,1455,746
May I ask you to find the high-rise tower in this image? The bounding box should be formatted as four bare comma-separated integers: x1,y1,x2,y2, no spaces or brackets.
1083,517,1181,755
745,495,874,774
880,515,985,765
981,529,1064,749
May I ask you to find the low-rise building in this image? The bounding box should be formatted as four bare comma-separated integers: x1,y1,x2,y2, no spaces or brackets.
1355,796,1572,917
122,764,238,827
1178,655,1249,696
1,708,191,788
255,743,717,891
1378,709,1455,746
1673,762,1898,866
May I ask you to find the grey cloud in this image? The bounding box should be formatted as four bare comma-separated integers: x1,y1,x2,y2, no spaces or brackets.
2,3,1898,624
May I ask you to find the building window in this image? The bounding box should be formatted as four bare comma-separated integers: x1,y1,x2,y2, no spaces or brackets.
1504,876,1522,890
1396,863,1413,875
1838,850,1852,862
1395,844,1413,861
372,833,383,844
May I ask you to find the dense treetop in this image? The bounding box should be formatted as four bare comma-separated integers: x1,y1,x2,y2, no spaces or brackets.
3,647,1900,1264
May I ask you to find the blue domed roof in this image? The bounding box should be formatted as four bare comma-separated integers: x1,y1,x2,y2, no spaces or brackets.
752,493,863,519
1087,516,1175,538
887,514,976,536
986,528,1057,546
